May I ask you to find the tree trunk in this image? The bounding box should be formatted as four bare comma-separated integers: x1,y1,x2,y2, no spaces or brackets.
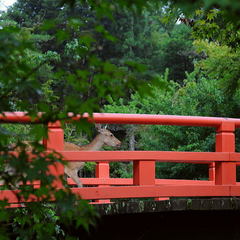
129,126,136,151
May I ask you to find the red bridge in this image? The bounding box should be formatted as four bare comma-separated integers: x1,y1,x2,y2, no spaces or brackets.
1,112,240,206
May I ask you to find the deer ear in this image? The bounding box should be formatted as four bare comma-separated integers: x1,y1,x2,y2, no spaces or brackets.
95,124,102,132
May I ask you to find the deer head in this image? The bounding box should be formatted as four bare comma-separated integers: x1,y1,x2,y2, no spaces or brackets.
95,124,121,148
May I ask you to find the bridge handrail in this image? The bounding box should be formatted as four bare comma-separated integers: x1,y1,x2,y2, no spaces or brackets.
1,112,240,205
1,112,240,127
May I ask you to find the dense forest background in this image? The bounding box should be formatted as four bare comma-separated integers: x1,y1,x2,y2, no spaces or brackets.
1,0,240,238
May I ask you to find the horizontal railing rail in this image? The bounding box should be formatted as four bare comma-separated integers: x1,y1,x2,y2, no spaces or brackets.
60,151,237,163
2,112,240,127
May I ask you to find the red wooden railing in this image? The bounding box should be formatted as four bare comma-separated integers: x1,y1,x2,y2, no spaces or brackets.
1,112,240,206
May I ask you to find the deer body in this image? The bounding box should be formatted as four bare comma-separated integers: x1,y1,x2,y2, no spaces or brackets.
3,127,120,188
63,128,121,187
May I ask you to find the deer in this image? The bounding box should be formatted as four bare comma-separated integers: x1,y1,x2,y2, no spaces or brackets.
2,124,121,188
63,124,121,187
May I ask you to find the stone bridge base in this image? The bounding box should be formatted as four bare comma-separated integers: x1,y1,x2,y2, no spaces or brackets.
79,198,240,240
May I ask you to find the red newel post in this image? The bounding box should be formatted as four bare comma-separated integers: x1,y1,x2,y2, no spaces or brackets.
95,162,111,203
133,161,155,185
45,121,65,189
215,122,236,185
96,162,110,179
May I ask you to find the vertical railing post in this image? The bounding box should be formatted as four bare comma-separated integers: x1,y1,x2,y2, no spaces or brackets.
208,163,215,181
133,160,166,201
133,160,155,185
215,122,236,185
95,162,110,203
44,121,64,189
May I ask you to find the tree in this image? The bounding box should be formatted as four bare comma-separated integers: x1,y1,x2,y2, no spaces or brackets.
2,0,198,104
104,37,240,179
101,5,195,83
1,0,240,237
0,1,173,238
2,0,153,113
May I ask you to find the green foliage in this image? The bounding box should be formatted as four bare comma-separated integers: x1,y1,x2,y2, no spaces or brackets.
1,0,175,238
194,40,240,102
104,38,240,179
167,0,240,23
192,9,240,49
154,24,195,82
102,5,195,83
1,0,240,237
164,1,240,95
1,0,155,115
7,200,97,239
110,162,133,178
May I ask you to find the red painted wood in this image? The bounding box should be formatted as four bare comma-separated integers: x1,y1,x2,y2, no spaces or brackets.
3,185,240,203
229,153,240,161
67,178,214,186
71,185,239,199
0,190,38,203
60,151,230,162
96,162,110,179
8,150,240,163
0,112,33,123
133,161,155,185
229,185,240,195
81,113,240,127
0,178,214,187
215,123,236,185
67,178,237,186
3,112,240,128
208,163,215,181
95,162,111,203
2,112,240,206
45,122,65,188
